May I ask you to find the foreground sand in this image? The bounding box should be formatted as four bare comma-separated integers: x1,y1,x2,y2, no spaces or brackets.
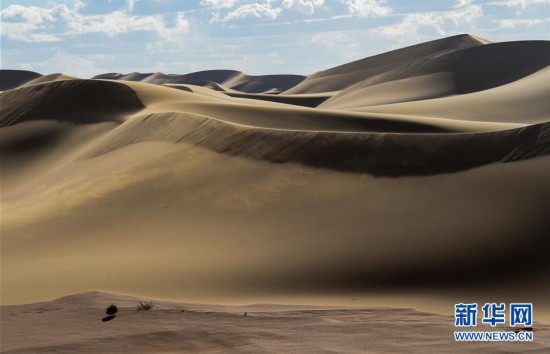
1,291,548,353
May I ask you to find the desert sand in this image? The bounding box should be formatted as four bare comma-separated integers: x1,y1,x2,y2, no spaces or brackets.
1,34,549,351
1,291,549,353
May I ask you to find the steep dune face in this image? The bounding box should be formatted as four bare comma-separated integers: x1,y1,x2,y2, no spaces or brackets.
0,69,42,90
285,34,489,94
94,70,305,93
321,41,550,109
1,35,549,322
0,79,144,127
0,80,143,189
77,111,548,176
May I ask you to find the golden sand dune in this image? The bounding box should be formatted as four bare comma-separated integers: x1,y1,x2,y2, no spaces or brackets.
284,34,490,94
346,66,550,124
320,40,550,110
1,35,550,330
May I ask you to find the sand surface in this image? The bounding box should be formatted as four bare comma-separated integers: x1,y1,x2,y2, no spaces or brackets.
1,33,549,351
2,291,549,353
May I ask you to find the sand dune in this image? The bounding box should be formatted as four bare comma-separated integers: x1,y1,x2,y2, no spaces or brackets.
320,40,550,109
94,69,305,93
344,66,550,124
1,35,550,352
0,79,144,127
284,34,490,94
2,291,548,353
20,73,78,87
0,69,42,91
165,80,236,93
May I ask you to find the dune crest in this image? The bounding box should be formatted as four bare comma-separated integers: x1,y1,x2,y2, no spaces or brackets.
94,69,306,94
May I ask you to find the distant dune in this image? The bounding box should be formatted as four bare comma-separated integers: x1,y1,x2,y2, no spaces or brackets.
93,69,306,94
1,33,550,336
320,40,550,111
284,34,490,94
0,69,42,90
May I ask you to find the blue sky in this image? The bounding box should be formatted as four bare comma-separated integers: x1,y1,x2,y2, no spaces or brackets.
1,0,549,77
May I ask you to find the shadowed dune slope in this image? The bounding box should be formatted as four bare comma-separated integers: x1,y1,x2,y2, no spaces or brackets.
78,111,550,176
0,70,42,91
321,40,550,109
94,69,305,93
165,80,234,92
20,73,78,87
285,34,489,94
0,79,144,127
223,92,332,108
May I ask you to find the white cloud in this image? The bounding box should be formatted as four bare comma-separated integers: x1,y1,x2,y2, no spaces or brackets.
495,17,550,28
1,4,57,23
371,4,482,38
454,0,472,8
215,2,282,22
1,4,61,41
488,0,550,7
66,11,189,39
311,30,355,48
282,0,325,15
0,2,190,42
200,0,240,8
340,0,392,17
311,30,358,59
19,63,35,71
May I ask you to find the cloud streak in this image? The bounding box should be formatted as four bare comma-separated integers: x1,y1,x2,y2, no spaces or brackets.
340,0,392,17
0,1,190,42
488,0,550,8
370,4,483,39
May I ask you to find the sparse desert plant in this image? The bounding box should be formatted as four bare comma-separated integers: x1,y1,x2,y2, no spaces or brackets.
106,304,118,315
137,302,154,312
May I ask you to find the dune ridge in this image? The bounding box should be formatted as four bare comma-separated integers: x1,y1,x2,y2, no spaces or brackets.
76,111,549,176
284,34,490,94
94,69,305,93
320,41,550,109
0,79,144,127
